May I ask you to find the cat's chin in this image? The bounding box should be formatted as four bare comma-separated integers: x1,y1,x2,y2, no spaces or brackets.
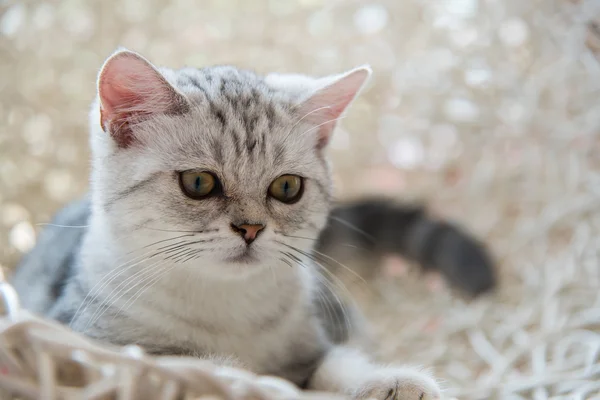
223,247,260,265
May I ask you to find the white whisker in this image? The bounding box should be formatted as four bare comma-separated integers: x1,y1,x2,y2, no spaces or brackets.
82,258,167,332
36,223,89,228
70,236,190,327
112,264,176,321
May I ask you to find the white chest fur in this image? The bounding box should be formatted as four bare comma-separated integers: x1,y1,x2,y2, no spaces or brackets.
79,253,323,373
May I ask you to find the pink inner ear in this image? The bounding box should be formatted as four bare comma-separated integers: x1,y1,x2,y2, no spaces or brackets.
297,67,371,149
100,73,147,118
98,51,186,147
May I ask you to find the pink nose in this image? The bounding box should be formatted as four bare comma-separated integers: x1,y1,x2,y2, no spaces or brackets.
231,223,265,244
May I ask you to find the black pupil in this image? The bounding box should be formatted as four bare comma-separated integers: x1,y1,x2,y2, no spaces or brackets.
195,176,202,190
283,180,289,196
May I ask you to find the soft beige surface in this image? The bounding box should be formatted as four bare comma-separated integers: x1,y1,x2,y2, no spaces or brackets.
1,0,599,398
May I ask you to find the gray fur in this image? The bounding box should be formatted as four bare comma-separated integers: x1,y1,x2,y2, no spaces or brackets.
12,197,89,315
12,49,443,399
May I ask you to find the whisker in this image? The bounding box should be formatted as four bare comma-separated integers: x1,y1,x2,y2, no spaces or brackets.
164,247,195,261
277,240,368,286
314,284,336,330
139,226,217,234
282,104,336,143
283,251,303,264
179,249,204,264
279,257,294,268
83,258,166,332
309,248,368,286
298,115,347,139
70,240,187,327
311,267,347,333
160,241,196,254
36,223,89,229
111,245,206,321
73,230,215,329
329,215,376,242
158,237,221,253
139,234,195,250
190,252,205,262
112,264,176,322
291,104,334,128
280,251,352,335
34,221,204,241
168,248,197,262
277,232,371,254
283,98,351,144
125,234,195,255
303,256,356,334
280,251,345,324
279,242,368,307
276,233,319,241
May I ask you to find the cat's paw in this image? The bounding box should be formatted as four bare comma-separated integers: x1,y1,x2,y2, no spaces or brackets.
353,367,441,400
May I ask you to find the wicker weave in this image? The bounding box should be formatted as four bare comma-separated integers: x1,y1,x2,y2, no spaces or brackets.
0,268,347,400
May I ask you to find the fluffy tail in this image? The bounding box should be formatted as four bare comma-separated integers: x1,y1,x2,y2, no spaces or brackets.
317,198,496,297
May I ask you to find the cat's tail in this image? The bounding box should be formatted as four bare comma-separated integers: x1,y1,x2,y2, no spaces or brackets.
316,198,496,297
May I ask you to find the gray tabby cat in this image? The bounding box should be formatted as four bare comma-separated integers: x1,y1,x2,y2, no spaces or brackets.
12,49,494,399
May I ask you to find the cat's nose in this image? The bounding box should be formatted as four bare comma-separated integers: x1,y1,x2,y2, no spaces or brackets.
230,223,265,245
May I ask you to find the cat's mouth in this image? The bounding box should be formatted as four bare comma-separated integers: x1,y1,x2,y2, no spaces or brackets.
225,247,258,264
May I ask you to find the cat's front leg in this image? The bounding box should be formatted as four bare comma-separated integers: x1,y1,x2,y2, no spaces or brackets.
308,346,441,400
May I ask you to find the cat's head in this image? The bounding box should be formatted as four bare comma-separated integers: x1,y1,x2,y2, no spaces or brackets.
89,49,370,276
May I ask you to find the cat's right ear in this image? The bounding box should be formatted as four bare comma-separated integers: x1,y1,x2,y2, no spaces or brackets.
294,66,371,150
97,49,189,148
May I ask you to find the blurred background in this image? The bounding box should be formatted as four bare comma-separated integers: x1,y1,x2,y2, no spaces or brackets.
1,0,600,398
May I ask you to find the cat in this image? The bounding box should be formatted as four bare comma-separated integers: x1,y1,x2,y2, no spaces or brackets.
11,49,495,399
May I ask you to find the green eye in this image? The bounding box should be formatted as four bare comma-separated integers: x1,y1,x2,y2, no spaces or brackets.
268,175,303,204
179,170,219,199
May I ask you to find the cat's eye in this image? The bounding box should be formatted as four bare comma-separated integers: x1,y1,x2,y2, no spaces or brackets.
179,170,220,199
268,175,303,204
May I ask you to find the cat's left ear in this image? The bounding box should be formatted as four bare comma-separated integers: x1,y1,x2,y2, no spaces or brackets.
296,66,371,149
